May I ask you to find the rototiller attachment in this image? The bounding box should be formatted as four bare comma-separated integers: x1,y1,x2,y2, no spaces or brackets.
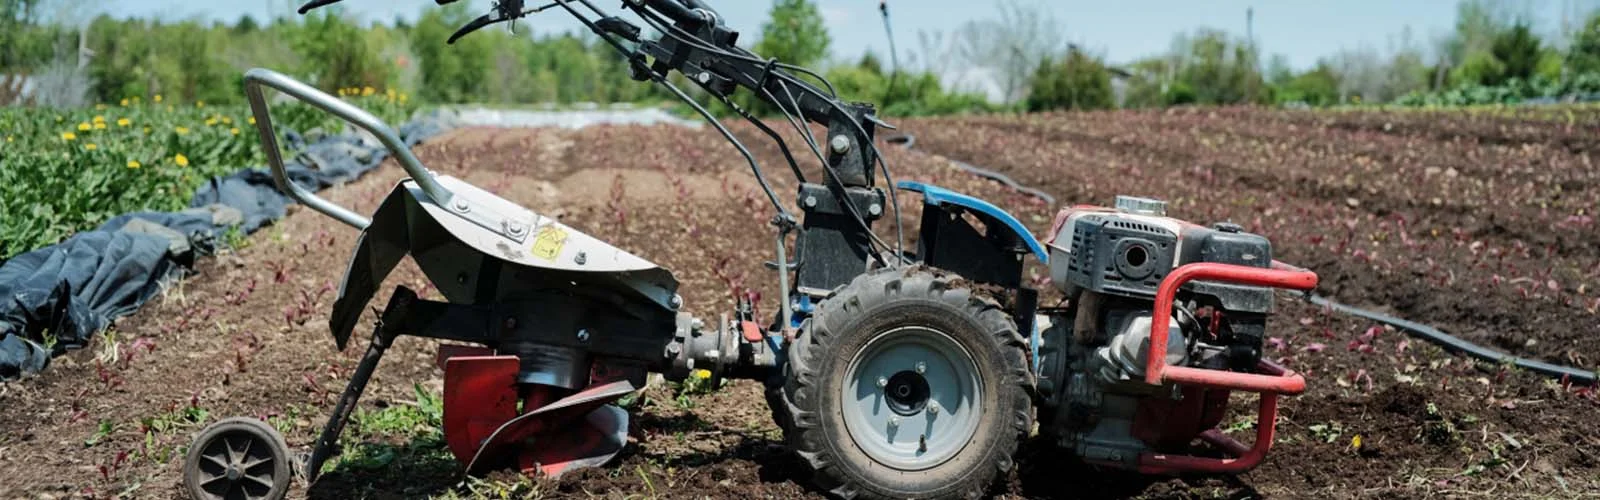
184,2,1320,499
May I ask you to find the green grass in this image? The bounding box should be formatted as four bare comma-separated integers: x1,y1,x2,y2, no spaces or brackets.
0,93,416,259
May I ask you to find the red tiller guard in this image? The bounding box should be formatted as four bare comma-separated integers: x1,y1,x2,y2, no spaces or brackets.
1138,261,1319,474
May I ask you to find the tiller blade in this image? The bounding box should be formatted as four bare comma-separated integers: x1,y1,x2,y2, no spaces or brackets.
441,352,635,478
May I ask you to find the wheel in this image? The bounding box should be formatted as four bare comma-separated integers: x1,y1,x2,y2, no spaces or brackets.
183,417,293,500
774,268,1032,499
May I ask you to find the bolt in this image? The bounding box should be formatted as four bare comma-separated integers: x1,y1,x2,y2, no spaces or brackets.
574,251,587,265
577,329,590,342
829,135,851,154
915,362,926,374
697,72,712,84
670,294,683,309
804,195,818,208
505,220,527,235
691,317,705,332
877,376,888,388
667,343,681,355
888,416,900,428
452,199,471,212
868,203,883,216
503,317,517,331
927,400,940,415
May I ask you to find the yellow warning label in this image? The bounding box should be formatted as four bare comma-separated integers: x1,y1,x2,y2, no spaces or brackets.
531,225,568,261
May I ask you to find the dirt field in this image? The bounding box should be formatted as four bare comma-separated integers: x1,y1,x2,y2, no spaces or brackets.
2,107,1598,499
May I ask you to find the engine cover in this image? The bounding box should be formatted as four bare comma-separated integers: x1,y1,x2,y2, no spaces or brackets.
1047,196,1277,313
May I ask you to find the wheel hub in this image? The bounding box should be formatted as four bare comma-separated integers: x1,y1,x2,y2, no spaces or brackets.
842,326,982,471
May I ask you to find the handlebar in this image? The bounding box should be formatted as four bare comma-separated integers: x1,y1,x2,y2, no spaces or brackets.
242,68,454,231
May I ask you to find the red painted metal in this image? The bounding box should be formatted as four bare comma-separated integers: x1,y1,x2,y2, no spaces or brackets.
1133,262,1317,474
1144,262,1318,391
441,355,520,465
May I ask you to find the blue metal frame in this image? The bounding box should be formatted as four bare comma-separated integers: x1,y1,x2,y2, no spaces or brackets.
896,181,1048,263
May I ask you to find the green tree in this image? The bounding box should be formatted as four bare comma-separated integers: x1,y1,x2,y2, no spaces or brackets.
1024,46,1113,111
1568,11,1600,75
1272,62,1340,106
753,0,831,68
1490,21,1542,82
410,3,493,102
1172,28,1265,105
290,10,393,92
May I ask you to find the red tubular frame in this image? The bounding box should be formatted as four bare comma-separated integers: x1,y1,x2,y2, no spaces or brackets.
1138,262,1319,474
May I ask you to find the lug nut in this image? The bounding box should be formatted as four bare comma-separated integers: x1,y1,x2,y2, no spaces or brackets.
877,376,888,388
927,401,940,415
888,416,900,428
915,362,926,374
577,329,590,342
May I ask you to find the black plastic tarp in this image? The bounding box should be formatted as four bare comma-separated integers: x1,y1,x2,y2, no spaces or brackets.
0,116,451,379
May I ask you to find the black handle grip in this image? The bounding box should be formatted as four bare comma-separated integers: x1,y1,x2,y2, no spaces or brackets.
297,0,343,14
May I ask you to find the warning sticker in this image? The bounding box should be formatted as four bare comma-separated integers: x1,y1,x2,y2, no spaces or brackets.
531,225,568,261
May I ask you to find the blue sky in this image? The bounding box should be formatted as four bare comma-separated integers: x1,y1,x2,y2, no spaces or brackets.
105,0,1596,72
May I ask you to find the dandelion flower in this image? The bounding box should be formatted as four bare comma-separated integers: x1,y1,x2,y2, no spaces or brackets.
84,143,97,150
692,369,712,379
175,126,190,135
362,86,375,96
154,94,163,103
95,103,107,110
230,127,240,135
221,116,232,125
117,118,130,127
205,117,217,126
78,122,91,131
5,136,11,142
247,117,256,125
93,115,105,123
120,98,129,106
93,122,106,130
61,132,76,141
174,153,190,167
196,100,205,108
127,160,141,169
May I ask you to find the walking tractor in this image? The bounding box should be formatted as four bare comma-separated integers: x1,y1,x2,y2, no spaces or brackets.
183,1,1320,499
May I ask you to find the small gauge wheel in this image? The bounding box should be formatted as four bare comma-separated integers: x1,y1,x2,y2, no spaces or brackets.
183,417,292,500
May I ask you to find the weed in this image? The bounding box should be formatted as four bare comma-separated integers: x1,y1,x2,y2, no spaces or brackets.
1307,422,1345,443
85,420,116,447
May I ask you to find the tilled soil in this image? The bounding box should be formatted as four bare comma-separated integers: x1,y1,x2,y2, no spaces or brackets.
2,108,1598,499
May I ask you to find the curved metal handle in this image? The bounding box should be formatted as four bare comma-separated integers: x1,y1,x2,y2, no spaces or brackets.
243,68,453,230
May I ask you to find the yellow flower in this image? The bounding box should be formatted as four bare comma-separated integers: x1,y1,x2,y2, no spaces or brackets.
221,116,232,125
230,127,240,135
77,122,90,131
84,143,97,150
174,153,190,167
119,98,129,106
61,132,76,141
4,136,11,142
247,117,256,125
93,122,106,130
143,127,151,134
154,94,163,103
205,117,217,126
175,126,190,135
93,115,105,123
117,118,131,127
692,369,712,380
127,160,141,169
95,103,107,110
337,88,347,96
362,86,375,96
196,100,205,108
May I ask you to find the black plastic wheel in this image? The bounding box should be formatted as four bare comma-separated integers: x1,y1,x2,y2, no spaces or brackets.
773,268,1032,499
183,417,292,500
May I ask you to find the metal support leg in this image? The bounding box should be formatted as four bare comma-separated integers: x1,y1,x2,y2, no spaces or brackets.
305,322,397,482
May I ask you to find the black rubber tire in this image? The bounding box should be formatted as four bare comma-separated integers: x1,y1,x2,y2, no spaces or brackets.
774,267,1032,500
183,417,293,500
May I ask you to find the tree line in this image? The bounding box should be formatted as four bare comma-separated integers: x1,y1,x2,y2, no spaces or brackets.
4,0,1599,113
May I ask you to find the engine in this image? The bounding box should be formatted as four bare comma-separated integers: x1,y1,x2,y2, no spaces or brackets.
1036,196,1280,468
